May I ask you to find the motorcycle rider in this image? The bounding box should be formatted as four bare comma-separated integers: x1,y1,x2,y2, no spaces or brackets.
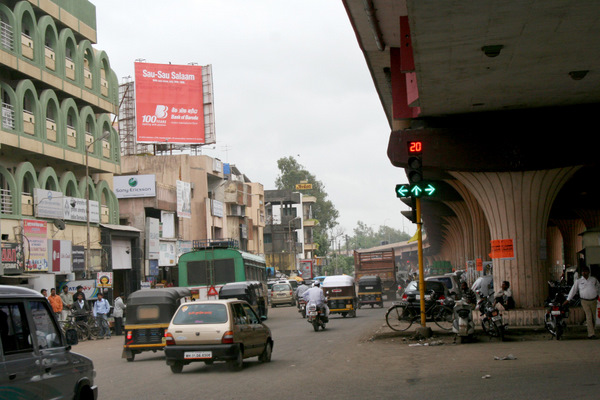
303,281,329,319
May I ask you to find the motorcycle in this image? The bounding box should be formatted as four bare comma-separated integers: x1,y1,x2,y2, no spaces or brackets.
306,301,328,331
452,297,475,343
477,291,506,341
544,292,569,340
298,299,307,318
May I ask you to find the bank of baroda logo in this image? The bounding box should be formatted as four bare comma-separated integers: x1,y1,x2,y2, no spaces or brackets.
141,105,168,125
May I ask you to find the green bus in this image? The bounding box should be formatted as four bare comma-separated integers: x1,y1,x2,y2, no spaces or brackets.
178,240,267,287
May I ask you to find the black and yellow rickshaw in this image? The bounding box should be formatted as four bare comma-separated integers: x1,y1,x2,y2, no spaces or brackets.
122,287,191,362
218,281,269,319
357,275,384,308
322,275,358,318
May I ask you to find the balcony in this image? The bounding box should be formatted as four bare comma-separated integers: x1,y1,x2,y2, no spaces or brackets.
1,21,14,51
23,110,35,135
21,194,33,216
0,188,13,214
46,118,56,141
102,139,110,158
84,67,92,89
45,46,55,70
65,58,75,80
2,103,14,129
101,205,109,223
85,133,94,151
21,33,33,60
67,126,77,147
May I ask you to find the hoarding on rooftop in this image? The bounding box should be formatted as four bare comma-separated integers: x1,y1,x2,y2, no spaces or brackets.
134,62,206,144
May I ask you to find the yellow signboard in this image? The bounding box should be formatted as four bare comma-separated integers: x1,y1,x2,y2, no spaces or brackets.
295,183,312,190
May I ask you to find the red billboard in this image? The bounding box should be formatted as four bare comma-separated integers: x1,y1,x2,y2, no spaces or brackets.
134,62,205,144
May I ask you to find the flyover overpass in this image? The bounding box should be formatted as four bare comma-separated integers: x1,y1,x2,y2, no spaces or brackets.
342,0,600,315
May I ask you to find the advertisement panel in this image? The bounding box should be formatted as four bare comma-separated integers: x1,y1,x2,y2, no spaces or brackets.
176,180,191,219
72,246,85,271
114,175,156,198
48,240,72,273
134,62,205,144
23,219,48,272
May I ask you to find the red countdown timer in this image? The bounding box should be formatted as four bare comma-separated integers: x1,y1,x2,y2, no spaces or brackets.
408,141,423,154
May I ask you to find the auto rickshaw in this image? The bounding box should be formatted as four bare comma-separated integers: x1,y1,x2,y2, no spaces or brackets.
122,287,191,362
218,281,269,319
357,275,384,308
322,275,358,318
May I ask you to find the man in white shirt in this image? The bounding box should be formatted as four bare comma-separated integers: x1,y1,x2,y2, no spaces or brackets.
566,266,600,339
303,281,329,318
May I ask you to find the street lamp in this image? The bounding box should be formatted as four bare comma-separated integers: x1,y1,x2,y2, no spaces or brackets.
85,132,110,277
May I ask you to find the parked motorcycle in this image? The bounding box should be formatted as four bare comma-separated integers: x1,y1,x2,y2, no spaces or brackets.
477,291,506,341
298,299,307,318
452,297,475,343
544,292,569,340
306,301,328,331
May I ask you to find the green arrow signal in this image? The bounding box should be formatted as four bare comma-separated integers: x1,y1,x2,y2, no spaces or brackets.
425,184,436,196
411,185,422,196
395,184,409,198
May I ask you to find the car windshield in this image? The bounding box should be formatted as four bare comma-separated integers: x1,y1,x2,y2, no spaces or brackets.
273,284,290,291
172,303,228,325
429,277,452,289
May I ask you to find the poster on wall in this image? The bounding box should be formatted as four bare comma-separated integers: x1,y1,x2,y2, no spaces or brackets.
176,180,191,219
146,217,160,260
134,62,205,144
23,219,48,272
48,240,72,273
72,246,85,271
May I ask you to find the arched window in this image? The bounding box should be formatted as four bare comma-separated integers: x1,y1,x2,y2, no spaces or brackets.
83,48,93,89
65,38,76,81
20,12,34,60
43,25,56,71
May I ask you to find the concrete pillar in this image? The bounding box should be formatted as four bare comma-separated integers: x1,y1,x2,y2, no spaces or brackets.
552,218,585,268
450,167,580,308
447,180,491,265
546,225,564,280
442,216,466,269
575,209,600,230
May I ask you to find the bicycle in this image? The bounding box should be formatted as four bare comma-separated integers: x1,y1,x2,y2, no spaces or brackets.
385,292,453,331
58,312,90,342
85,312,111,339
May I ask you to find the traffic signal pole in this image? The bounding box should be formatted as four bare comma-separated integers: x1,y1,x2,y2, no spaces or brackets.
416,196,426,327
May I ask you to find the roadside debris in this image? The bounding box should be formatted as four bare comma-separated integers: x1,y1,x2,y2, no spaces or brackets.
494,354,517,360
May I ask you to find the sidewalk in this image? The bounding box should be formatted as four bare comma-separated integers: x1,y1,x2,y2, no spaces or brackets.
365,320,592,345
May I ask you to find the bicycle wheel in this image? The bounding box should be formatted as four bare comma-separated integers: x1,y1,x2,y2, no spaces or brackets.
433,305,453,331
88,318,101,339
385,305,414,331
58,320,69,335
76,321,90,342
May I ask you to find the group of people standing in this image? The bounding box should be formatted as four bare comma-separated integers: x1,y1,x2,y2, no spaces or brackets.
41,286,127,337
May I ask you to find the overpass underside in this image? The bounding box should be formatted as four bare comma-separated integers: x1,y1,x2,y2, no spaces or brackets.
343,0,600,323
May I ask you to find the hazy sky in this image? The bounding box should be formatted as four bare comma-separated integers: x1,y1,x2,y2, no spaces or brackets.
94,0,414,237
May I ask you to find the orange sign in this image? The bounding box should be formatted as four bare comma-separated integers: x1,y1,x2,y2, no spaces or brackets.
207,286,218,296
476,258,483,272
490,239,515,259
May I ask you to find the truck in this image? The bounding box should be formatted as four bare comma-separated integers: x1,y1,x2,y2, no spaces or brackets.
354,249,396,296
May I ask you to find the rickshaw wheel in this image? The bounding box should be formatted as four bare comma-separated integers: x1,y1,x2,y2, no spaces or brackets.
371,304,374,308
342,313,347,318
126,353,135,362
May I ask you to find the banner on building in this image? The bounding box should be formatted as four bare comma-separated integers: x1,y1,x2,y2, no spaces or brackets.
72,246,85,271
48,240,72,273
134,62,205,144
114,175,156,198
176,180,192,219
146,217,160,260
97,272,113,288
1,242,23,271
23,219,48,272
490,239,515,260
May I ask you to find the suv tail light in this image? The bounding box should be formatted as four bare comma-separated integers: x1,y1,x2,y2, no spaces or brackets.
165,332,175,346
221,330,234,344
126,330,133,340
402,293,408,301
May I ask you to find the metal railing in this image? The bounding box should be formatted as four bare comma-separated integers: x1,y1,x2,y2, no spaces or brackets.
192,238,239,250
0,188,13,214
2,102,14,129
0,20,13,51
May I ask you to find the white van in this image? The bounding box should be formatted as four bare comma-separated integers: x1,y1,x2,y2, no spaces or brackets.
0,285,97,399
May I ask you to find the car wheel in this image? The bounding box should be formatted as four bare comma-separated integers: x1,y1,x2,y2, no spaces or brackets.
170,362,183,374
271,303,276,308
126,353,135,362
228,348,243,371
260,341,272,363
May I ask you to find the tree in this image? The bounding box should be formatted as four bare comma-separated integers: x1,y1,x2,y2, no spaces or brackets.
348,221,411,250
275,156,339,256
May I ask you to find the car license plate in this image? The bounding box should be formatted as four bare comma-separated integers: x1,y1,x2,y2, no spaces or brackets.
415,295,431,300
366,286,373,290
308,311,317,316
551,310,561,316
184,351,212,359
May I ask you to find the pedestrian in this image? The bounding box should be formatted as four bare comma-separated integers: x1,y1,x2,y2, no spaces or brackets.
494,281,515,310
60,285,74,321
48,288,63,319
72,292,90,322
41,288,48,298
72,285,86,303
565,266,600,339
92,292,111,339
113,293,126,336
